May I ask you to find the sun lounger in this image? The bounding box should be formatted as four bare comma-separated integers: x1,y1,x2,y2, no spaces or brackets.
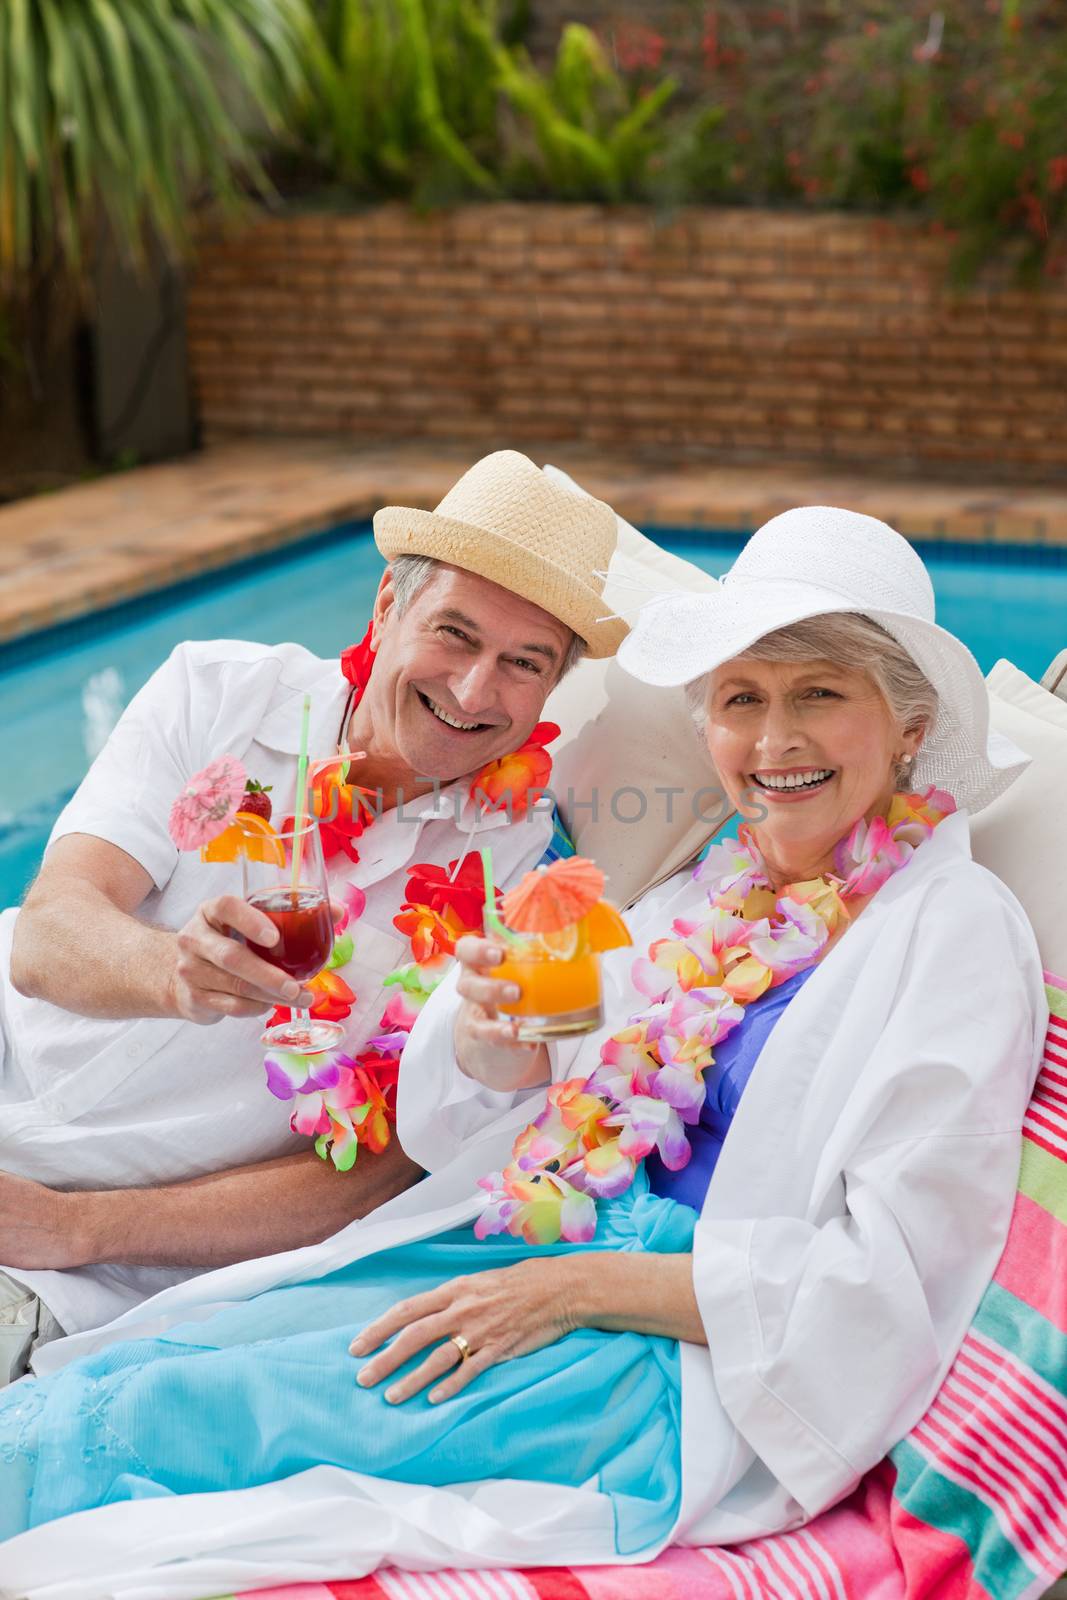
184,549,1067,1600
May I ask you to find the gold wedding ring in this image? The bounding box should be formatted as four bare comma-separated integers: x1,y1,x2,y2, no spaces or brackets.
449,1333,472,1364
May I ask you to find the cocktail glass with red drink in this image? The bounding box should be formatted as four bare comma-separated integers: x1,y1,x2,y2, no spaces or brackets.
241,815,343,1054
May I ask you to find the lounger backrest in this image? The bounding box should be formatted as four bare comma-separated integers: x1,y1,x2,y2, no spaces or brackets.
977,660,1067,979
1042,648,1067,704
545,473,726,906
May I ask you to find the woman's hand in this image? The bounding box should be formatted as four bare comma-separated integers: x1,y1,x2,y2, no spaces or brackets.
350,1256,578,1405
454,934,549,1092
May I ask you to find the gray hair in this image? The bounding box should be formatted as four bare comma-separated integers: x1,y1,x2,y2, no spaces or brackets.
688,612,939,788
388,553,586,679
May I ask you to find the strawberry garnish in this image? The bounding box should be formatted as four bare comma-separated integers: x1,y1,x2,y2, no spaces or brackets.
240,779,273,823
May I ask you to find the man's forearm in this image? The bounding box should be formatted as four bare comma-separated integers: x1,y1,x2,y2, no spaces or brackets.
70,1143,423,1269
12,879,177,1019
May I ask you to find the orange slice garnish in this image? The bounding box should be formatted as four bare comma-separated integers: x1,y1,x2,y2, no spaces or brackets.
200,811,286,865
580,900,633,953
524,901,633,960
532,923,581,961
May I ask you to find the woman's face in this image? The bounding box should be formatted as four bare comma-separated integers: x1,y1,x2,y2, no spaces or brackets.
704,654,924,879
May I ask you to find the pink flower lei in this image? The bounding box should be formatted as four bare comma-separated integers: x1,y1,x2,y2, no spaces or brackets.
476,786,957,1246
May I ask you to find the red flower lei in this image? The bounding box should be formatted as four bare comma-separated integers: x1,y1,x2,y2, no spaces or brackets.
264,622,560,1168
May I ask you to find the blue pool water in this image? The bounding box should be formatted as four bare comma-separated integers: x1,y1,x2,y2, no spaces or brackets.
2,521,1066,910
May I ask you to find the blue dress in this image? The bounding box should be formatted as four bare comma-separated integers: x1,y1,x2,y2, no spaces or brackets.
0,1177,688,1552
0,975,806,1550
646,967,814,1209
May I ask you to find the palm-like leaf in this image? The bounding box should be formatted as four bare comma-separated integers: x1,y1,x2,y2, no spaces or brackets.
0,0,316,286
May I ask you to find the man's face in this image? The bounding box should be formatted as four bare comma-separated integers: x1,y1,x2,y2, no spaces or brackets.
361,564,573,784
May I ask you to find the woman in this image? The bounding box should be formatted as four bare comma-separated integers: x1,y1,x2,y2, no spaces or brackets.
0,507,1046,1598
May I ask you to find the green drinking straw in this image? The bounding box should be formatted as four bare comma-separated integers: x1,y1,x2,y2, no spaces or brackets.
480,845,519,947
290,693,312,893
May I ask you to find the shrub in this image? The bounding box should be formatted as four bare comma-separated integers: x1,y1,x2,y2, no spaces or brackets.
669,0,1067,276
288,0,677,206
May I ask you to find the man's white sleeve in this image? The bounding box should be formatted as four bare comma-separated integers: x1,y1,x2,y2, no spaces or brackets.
47,645,204,890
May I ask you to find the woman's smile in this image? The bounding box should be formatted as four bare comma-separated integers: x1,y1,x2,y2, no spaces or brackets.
749,766,837,801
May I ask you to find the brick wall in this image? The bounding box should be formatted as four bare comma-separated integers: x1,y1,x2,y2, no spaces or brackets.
187,204,1067,480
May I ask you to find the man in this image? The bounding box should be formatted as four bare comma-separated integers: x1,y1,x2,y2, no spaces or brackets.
0,450,626,1382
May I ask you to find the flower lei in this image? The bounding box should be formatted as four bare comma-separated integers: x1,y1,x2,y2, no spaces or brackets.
475,786,957,1245
263,621,559,1171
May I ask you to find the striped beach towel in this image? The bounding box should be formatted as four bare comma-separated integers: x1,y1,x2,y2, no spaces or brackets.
211,976,1067,1600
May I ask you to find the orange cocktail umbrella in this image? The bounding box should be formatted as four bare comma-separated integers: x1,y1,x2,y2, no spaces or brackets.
501,857,606,933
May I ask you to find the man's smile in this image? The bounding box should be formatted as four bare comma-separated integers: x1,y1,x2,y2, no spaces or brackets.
415,688,496,735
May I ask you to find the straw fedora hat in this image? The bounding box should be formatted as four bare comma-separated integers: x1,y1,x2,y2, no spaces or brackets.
373,451,628,659
617,505,1028,814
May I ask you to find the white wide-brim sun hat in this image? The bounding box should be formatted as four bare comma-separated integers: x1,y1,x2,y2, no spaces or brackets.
616,505,1029,815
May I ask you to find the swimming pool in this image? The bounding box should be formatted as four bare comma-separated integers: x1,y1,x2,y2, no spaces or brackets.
3,521,1066,909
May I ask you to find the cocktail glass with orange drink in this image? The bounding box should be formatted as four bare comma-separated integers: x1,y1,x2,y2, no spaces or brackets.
487,856,632,1042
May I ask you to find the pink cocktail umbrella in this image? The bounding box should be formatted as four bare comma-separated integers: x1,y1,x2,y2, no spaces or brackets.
169,754,247,850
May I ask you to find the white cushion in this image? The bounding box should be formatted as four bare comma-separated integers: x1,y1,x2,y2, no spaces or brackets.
1042,648,1067,704
978,659,1067,980
543,470,730,907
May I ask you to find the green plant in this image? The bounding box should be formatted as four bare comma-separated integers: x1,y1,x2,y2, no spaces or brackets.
496,24,676,200
299,0,499,201
295,1,676,206
0,0,315,288
927,22,1067,281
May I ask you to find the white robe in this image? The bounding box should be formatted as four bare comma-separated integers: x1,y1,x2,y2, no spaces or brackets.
0,812,1046,1600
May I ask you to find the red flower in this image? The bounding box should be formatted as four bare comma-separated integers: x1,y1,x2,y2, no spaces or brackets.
394,903,469,962
339,621,376,693
403,854,488,934
613,21,665,73
292,760,379,865
472,721,558,819
267,968,356,1031
347,1052,399,1154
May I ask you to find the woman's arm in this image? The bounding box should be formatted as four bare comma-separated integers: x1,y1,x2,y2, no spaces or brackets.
572,1249,706,1344
350,1248,703,1406
397,932,589,1171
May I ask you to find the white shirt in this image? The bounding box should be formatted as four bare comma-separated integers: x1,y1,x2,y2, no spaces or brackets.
0,640,551,1334
14,809,1045,1600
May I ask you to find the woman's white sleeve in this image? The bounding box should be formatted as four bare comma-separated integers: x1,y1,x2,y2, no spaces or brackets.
396,965,588,1171
691,885,1046,1518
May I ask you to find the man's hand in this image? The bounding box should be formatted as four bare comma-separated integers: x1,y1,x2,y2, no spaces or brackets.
0,1171,85,1270
170,895,315,1024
